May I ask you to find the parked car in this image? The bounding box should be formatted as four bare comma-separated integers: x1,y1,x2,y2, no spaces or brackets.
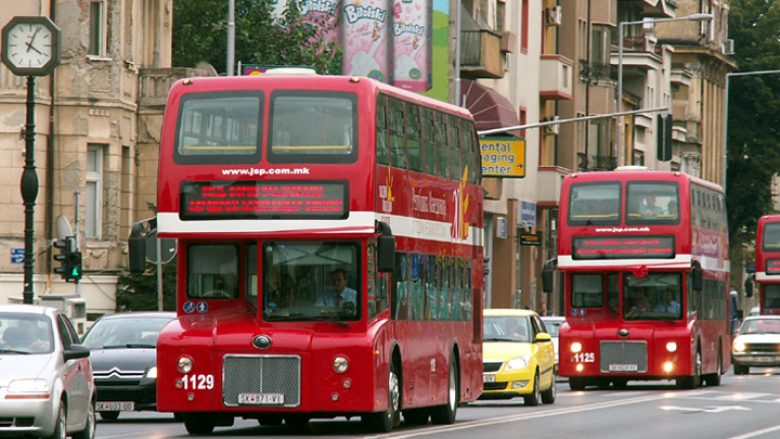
0,304,95,438
732,315,780,375
480,309,556,405
81,311,176,421
541,315,564,374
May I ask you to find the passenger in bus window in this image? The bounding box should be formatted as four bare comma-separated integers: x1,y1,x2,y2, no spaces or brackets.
314,269,357,312
627,288,651,315
639,195,664,216
654,289,680,314
268,273,296,309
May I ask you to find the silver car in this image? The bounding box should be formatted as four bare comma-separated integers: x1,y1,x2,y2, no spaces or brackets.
0,304,96,438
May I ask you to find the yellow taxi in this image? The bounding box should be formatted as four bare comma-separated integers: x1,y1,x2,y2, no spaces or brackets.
480,309,556,405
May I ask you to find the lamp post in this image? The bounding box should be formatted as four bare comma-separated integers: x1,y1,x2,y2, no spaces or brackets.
616,13,713,167
722,69,780,189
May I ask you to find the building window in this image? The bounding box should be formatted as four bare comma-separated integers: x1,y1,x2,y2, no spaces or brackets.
89,1,106,57
519,107,527,138
86,145,104,239
520,0,528,52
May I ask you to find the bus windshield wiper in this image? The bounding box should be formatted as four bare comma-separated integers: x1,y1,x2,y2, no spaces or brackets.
285,314,349,328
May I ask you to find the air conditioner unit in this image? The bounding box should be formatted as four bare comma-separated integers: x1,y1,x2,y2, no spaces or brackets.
544,115,560,135
722,38,735,55
545,6,562,26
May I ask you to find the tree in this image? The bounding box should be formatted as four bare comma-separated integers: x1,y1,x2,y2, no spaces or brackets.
115,258,178,312
727,1,780,248
172,0,342,75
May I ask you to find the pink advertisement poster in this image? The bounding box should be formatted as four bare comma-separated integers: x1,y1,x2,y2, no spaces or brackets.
341,0,392,82
391,0,432,91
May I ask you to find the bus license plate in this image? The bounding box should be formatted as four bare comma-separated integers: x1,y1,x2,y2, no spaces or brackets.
96,401,135,412
238,393,285,405
483,374,496,383
609,364,638,372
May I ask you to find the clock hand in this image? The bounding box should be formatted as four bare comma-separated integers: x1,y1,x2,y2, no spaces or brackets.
26,43,43,55
26,27,41,52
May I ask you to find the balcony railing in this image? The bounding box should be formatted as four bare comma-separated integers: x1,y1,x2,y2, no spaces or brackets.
577,153,617,172
580,61,614,82
139,67,211,108
460,29,505,79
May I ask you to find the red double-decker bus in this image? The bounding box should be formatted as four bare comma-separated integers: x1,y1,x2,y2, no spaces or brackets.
131,70,484,434
753,215,780,315
543,167,730,389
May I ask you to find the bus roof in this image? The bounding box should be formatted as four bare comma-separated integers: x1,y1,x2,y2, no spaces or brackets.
565,169,723,193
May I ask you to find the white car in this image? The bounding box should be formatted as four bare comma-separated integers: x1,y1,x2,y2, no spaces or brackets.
541,316,564,372
732,315,780,375
0,304,96,438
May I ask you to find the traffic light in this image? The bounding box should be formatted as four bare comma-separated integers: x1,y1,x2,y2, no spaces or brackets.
656,114,673,161
53,236,81,282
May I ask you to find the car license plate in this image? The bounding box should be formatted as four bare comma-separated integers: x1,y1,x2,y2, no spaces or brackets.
96,401,135,412
238,393,285,405
483,374,496,383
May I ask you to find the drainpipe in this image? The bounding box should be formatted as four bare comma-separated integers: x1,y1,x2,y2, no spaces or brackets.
45,0,57,273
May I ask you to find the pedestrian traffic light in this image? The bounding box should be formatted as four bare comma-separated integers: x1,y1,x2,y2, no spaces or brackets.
53,236,81,282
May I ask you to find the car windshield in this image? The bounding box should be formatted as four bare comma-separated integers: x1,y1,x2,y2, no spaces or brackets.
0,313,54,354
740,319,780,335
543,319,562,337
483,316,532,343
82,315,173,349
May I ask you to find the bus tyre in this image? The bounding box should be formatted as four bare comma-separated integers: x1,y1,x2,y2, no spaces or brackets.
402,408,430,426
524,370,542,406
705,348,722,387
733,364,748,375
541,373,556,404
677,349,702,389
183,413,215,435
431,356,459,425
569,377,586,391
363,361,400,432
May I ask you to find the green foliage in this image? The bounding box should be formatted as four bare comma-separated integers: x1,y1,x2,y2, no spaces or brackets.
173,0,342,75
115,258,178,312
727,0,780,245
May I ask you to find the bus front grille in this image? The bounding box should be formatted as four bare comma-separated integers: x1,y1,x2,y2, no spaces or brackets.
599,341,648,373
222,354,301,407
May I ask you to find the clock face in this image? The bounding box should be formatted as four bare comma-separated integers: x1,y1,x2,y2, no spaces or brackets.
6,22,54,69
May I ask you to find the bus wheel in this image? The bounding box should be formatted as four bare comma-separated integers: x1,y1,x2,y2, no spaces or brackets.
569,377,586,391
733,364,748,375
705,348,723,387
677,350,702,389
183,414,215,435
431,356,459,424
402,408,430,426
363,360,401,432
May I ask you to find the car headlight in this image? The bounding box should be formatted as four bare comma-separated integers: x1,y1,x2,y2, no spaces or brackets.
145,366,158,379
505,356,530,371
6,379,50,399
733,341,746,352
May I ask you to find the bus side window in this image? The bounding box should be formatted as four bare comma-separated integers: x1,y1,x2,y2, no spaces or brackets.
392,253,409,320
376,98,390,165
405,103,422,172
389,99,408,169
422,109,437,175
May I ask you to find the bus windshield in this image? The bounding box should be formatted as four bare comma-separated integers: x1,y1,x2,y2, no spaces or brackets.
623,273,682,320
626,182,679,224
263,241,360,322
568,183,621,225
763,223,780,251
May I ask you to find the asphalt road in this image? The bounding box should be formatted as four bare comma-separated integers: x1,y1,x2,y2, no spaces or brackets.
95,369,780,439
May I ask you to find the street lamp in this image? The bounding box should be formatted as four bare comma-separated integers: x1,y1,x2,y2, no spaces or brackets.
722,69,780,188
616,12,714,167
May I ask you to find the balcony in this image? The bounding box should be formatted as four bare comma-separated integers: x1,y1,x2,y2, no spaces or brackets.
577,153,617,172
536,166,570,205
540,55,573,100
460,29,505,79
138,67,210,108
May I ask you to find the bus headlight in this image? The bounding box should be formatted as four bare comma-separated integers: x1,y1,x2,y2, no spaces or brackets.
177,356,193,374
663,361,674,373
333,356,349,374
666,341,678,353
733,341,746,352
571,342,582,353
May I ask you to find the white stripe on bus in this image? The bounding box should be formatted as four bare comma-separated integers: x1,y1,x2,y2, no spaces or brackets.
558,254,730,272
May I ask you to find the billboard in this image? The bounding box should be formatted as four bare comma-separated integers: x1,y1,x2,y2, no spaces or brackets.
480,137,526,178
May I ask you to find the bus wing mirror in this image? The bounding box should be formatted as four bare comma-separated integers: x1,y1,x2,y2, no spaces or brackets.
691,261,703,291
744,275,754,298
376,221,395,273
128,218,155,274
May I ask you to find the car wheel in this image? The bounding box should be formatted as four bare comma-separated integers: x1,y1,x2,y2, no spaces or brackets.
73,400,96,439
524,370,542,406
431,355,459,424
47,404,66,439
99,411,120,421
541,374,556,404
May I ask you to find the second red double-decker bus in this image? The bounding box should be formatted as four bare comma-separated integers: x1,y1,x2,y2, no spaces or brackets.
543,167,730,389
131,70,484,434
753,215,780,315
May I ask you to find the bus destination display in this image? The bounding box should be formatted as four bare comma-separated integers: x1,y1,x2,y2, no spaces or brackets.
766,259,780,275
180,181,347,220
573,236,674,260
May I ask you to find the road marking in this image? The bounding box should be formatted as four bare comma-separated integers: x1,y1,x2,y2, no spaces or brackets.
359,394,667,439
659,405,751,413
727,424,780,439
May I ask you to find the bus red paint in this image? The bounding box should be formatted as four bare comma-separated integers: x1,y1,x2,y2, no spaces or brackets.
754,215,780,315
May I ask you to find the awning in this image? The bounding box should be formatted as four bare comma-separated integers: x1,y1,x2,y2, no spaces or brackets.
461,79,519,137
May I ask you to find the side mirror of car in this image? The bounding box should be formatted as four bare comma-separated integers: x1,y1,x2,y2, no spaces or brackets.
535,332,552,343
63,344,90,362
